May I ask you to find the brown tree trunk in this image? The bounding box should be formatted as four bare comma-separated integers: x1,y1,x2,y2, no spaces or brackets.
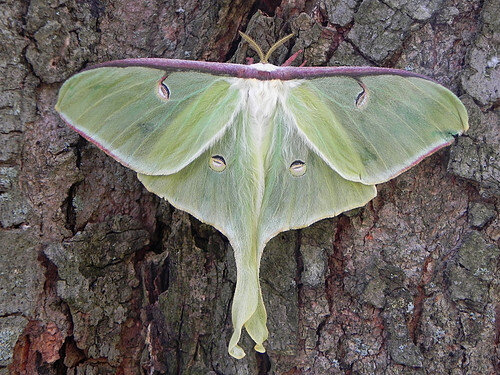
1,0,498,374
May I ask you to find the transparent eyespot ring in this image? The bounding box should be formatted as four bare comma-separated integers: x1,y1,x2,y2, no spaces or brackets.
158,78,170,100
355,81,368,108
209,155,226,172
289,160,306,177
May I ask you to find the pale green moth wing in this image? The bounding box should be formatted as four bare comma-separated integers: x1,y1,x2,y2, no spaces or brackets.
287,75,469,184
56,67,240,175
139,102,376,358
257,106,377,244
55,57,469,360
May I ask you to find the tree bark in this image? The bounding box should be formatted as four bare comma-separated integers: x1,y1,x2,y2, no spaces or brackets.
1,0,498,374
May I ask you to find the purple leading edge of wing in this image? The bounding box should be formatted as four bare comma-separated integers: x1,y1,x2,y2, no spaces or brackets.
86,58,436,81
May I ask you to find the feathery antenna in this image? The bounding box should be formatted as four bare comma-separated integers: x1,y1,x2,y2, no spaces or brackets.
264,33,295,63
239,31,295,63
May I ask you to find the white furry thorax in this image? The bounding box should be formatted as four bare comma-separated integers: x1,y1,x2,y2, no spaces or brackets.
226,77,289,147
248,62,280,72
226,75,300,124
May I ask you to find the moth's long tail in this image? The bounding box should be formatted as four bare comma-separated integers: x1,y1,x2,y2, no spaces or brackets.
228,243,268,358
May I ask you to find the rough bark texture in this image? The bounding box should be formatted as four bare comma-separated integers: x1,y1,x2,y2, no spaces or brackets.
0,0,498,374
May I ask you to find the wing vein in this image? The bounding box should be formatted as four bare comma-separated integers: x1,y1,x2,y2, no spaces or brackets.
316,89,392,172
406,79,463,127
75,78,157,121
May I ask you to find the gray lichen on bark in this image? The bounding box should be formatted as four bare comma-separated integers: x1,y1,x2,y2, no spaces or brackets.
0,0,498,374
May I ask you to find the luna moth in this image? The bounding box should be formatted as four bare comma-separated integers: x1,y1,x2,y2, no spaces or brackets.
55,32,468,359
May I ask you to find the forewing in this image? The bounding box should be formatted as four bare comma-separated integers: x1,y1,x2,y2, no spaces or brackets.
56,67,240,175
287,75,468,184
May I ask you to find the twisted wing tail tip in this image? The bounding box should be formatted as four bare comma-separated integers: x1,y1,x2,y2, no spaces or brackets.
228,320,267,358
229,342,266,359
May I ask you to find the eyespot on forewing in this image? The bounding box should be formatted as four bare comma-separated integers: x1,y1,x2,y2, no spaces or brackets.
158,77,170,100
355,81,368,108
